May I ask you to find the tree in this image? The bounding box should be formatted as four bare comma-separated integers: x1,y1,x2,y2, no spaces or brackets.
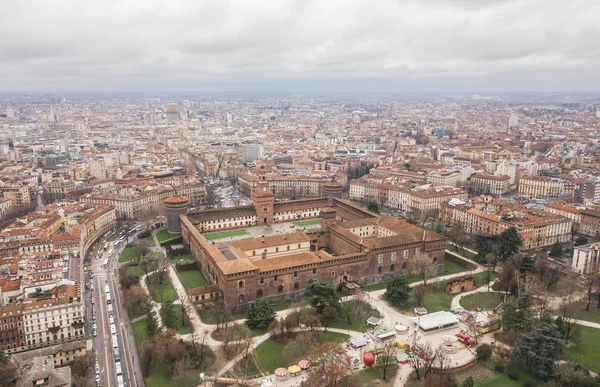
70,353,94,387
584,263,600,311
498,227,523,261
511,322,565,381
385,276,411,307
408,253,438,286
497,259,518,295
306,281,339,314
475,234,499,261
447,221,470,256
245,299,276,330
554,362,600,387
202,185,220,208
555,295,581,341
367,201,380,214
161,300,177,329
124,285,151,317
212,299,231,331
306,342,352,387
575,237,589,246
461,376,475,387
146,309,159,336
378,341,398,381
139,257,154,281
320,306,339,331
154,254,170,285
502,294,534,333
435,218,444,234
131,241,151,263
550,241,564,257
118,265,138,289
414,285,427,307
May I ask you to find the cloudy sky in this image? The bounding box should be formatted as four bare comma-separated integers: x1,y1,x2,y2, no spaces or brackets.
1,0,599,93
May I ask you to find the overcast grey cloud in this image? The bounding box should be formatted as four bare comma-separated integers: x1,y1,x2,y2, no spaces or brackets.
1,0,599,92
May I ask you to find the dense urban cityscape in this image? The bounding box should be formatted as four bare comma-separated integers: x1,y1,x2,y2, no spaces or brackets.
0,92,598,387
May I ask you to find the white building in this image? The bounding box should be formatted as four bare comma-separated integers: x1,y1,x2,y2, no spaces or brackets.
572,242,600,274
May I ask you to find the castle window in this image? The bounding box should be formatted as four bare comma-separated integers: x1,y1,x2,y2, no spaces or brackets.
287,245,290,251
253,251,256,256
391,252,396,261
238,294,245,303
293,282,299,290
378,266,382,274
313,268,316,274
277,285,284,293
256,289,263,298
390,264,395,272
298,244,301,249
415,248,420,255
239,281,244,289
294,271,297,278
404,250,408,258
378,254,383,264
331,271,335,277
274,275,278,281
402,262,407,269
275,247,279,252
260,277,264,284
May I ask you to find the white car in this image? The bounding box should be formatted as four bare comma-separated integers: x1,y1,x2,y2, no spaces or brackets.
109,316,114,324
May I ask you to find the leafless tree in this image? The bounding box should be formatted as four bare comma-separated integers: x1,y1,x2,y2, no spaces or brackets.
154,254,170,285
415,285,427,307
408,253,438,287
378,341,398,381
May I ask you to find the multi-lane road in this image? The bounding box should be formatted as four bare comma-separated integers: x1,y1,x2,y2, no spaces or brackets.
87,231,142,387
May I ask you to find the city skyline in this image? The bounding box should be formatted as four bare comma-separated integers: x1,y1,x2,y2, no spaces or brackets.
2,0,600,92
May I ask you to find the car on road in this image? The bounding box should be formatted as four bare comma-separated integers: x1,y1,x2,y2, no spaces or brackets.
95,374,100,386
109,315,114,324
93,327,97,337
110,323,116,335
115,361,122,375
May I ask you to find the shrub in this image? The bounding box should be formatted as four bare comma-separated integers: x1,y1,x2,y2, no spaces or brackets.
477,344,493,360
523,381,536,387
494,363,505,373
507,370,519,380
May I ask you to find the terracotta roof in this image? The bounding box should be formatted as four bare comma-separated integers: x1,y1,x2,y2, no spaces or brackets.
229,232,310,252
253,252,322,272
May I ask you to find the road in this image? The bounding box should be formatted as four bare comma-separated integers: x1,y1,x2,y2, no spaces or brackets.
88,230,143,387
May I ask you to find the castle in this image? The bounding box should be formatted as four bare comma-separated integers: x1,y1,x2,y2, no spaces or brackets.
179,176,447,312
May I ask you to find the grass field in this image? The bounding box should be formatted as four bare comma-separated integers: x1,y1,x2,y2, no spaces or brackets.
564,326,600,373
556,301,600,324
362,260,468,292
204,229,248,240
343,364,398,386
460,292,506,311
178,269,209,289
118,247,134,263
199,309,246,324
156,228,182,244
132,319,147,348
329,300,381,331
472,271,499,290
245,331,349,376
147,276,178,303
296,218,322,227
170,253,195,264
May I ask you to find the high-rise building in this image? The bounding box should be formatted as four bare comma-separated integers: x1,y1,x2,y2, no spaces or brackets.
165,103,181,122
508,112,520,128
238,144,264,163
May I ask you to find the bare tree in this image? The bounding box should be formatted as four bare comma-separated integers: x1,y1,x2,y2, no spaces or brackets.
415,285,427,307
378,341,398,381
202,185,220,209
584,262,599,311
154,254,170,285
408,253,438,287
213,300,231,331
557,294,581,341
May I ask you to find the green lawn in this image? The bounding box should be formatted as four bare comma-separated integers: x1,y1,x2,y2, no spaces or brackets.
119,247,134,263
362,261,468,292
564,301,600,324
156,228,182,244
273,299,307,312
343,364,398,386
564,326,600,373
178,269,209,289
128,264,144,279
147,276,178,303
460,292,506,311
476,367,547,387
204,229,248,240
132,319,147,349
296,218,322,227
170,253,195,264
329,300,381,331
199,309,246,324
245,331,350,376
472,271,499,290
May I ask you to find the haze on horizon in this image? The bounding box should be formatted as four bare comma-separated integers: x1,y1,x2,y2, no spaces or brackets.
2,0,600,93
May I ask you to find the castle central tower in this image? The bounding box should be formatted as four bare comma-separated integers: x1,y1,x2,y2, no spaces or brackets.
252,175,274,225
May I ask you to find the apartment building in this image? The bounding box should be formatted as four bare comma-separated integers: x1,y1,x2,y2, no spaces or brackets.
580,209,600,237
350,180,467,218
426,170,463,187
1,186,31,207
468,173,511,196
238,171,325,198
441,198,572,250
518,176,573,200
544,202,582,224
572,242,600,274
42,178,77,202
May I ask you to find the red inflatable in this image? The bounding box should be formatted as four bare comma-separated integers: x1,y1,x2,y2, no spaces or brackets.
363,352,375,367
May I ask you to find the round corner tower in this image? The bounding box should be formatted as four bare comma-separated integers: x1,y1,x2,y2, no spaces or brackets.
323,181,343,198
164,195,189,236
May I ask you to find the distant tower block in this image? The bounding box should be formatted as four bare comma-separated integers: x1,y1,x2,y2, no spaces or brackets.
164,195,189,236
323,181,343,198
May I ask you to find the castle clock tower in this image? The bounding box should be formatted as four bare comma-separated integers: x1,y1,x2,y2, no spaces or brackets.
252,175,274,225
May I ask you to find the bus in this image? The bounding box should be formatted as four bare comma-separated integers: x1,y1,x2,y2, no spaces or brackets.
106,293,111,305
114,241,120,248
107,304,113,313
105,285,110,294
107,249,113,257
115,361,122,376
112,335,119,349
110,323,116,335
103,243,109,251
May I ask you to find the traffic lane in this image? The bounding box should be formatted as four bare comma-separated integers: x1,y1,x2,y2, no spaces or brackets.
108,269,134,387
96,275,115,387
